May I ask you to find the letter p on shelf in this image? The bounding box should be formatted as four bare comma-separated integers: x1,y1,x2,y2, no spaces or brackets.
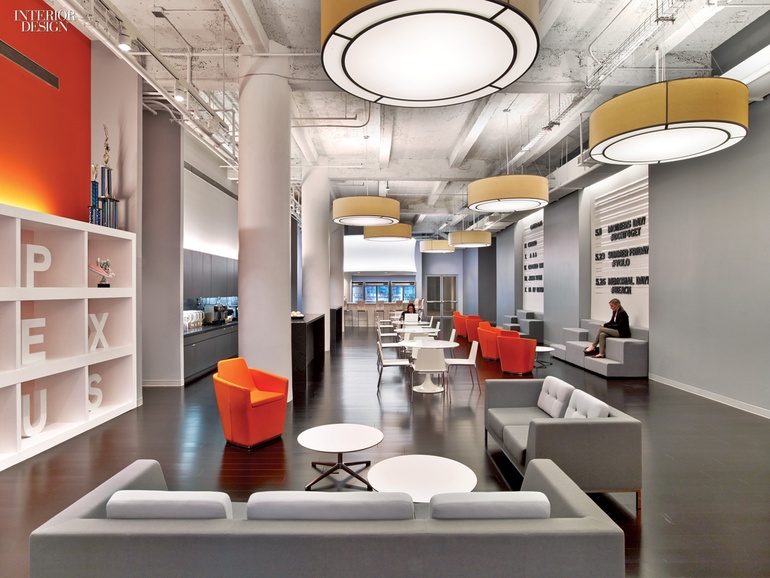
24,244,51,287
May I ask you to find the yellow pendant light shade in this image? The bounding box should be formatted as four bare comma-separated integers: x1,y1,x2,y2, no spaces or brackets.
589,77,749,165
448,230,492,248
364,223,412,241
468,175,549,212
420,239,455,253
332,196,400,226
320,0,539,108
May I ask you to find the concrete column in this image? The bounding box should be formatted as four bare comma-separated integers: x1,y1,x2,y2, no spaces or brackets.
238,44,293,398
301,167,331,350
329,221,344,330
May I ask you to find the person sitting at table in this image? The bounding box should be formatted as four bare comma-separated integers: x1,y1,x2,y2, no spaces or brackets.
400,302,417,320
584,298,631,358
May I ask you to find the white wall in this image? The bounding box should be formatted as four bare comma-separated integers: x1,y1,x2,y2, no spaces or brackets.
183,134,238,258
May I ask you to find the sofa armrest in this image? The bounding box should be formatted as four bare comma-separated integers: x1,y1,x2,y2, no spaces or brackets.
32,460,168,527
250,368,289,396
526,415,642,492
485,379,543,410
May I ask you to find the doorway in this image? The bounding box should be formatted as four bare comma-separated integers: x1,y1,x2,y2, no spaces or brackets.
425,275,457,319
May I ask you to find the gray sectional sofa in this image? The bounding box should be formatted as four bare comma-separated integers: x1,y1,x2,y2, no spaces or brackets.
485,377,642,509
551,318,649,377
30,458,625,577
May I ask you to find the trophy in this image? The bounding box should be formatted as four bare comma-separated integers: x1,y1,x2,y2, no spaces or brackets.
88,258,115,288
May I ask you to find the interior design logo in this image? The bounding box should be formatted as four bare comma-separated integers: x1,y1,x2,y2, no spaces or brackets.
14,9,77,32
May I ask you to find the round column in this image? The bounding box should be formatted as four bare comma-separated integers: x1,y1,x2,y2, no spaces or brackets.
301,167,331,350
238,44,293,398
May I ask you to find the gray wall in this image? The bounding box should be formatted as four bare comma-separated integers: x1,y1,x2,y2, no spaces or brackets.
496,226,517,326
543,193,587,344
462,248,479,315
649,97,770,415
478,241,497,322
141,111,183,386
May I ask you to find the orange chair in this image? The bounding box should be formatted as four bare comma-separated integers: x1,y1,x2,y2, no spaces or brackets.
478,326,503,360
454,313,468,338
498,336,537,375
213,357,289,449
500,329,520,338
466,316,482,343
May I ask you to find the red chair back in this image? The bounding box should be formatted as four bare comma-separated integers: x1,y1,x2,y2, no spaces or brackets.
500,330,520,338
466,316,482,342
454,314,468,337
478,326,503,360
498,337,537,374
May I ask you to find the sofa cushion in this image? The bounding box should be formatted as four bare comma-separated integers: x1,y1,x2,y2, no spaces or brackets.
487,407,548,439
537,376,575,418
564,389,610,419
106,490,233,519
430,491,550,519
502,425,530,466
247,491,414,520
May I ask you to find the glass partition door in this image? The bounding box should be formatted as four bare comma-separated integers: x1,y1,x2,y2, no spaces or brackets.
425,275,457,319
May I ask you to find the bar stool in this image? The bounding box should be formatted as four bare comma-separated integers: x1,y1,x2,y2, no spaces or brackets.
375,303,386,323
344,303,354,326
356,302,368,327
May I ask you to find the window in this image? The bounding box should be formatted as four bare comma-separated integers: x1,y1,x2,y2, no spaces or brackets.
351,283,364,303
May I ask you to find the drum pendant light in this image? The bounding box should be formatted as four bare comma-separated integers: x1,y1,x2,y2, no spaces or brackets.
420,239,455,253
589,77,749,165
468,174,549,212
364,223,412,241
332,196,400,226
448,230,492,248
320,0,540,108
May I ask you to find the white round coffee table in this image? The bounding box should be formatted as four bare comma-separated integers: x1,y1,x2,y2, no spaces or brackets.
367,454,477,502
298,424,384,491
535,345,555,368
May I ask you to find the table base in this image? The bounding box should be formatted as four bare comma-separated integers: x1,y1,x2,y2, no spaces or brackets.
412,374,444,394
306,452,373,491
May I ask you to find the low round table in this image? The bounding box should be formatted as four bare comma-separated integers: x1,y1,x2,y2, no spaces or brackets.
367,454,477,503
297,424,384,491
535,345,555,368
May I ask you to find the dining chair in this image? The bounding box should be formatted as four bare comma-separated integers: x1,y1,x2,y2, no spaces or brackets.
410,348,448,402
445,340,480,391
377,341,411,393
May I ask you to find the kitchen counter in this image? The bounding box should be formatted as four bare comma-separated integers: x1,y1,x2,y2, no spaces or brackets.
183,320,238,337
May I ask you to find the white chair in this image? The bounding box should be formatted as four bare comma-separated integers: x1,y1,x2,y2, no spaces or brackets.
446,328,457,357
377,324,398,342
410,348,448,402
427,321,441,336
377,341,410,392
445,340,480,391
409,334,434,360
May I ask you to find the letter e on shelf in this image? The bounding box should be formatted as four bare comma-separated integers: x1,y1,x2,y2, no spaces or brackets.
21,318,46,364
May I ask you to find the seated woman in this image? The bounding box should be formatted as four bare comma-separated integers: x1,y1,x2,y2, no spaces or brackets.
400,302,417,320
584,298,631,358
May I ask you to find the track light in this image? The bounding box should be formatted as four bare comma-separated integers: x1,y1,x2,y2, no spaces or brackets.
117,27,132,52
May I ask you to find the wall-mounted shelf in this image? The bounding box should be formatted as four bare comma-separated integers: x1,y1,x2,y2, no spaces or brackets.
0,203,137,472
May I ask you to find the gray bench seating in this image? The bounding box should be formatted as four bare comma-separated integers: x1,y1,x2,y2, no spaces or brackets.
551,319,649,378
516,309,544,343
485,377,642,510
30,458,625,578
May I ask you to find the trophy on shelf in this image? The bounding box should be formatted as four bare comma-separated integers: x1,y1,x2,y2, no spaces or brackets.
88,125,120,228
88,258,115,288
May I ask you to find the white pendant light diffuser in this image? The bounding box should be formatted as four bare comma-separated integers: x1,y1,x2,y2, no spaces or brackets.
321,0,539,108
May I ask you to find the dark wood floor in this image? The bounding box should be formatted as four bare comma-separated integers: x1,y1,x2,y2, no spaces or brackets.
2,326,770,577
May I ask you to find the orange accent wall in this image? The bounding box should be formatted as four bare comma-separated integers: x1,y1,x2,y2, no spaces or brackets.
0,0,90,220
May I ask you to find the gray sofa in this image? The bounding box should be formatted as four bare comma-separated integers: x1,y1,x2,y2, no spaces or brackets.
551,319,649,378
485,377,642,510
30,458,624,578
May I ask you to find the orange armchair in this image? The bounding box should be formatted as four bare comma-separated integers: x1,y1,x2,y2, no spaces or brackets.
213,357,289,449
466,316,482,342
454,313,468,338
478,326,503,360
498,336,537,374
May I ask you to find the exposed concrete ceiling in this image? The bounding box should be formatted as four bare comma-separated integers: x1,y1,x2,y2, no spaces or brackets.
91,0,770,237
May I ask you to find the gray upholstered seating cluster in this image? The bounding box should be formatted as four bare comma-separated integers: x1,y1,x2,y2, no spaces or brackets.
512,309,544,343
485,376,642,510
549,318,649,377
30,458,625,577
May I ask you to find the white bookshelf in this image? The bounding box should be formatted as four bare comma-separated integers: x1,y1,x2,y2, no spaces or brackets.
0,203,137,471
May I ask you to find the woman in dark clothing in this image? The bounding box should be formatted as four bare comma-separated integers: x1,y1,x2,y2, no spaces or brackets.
400,302,417,320
584,298,630,358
